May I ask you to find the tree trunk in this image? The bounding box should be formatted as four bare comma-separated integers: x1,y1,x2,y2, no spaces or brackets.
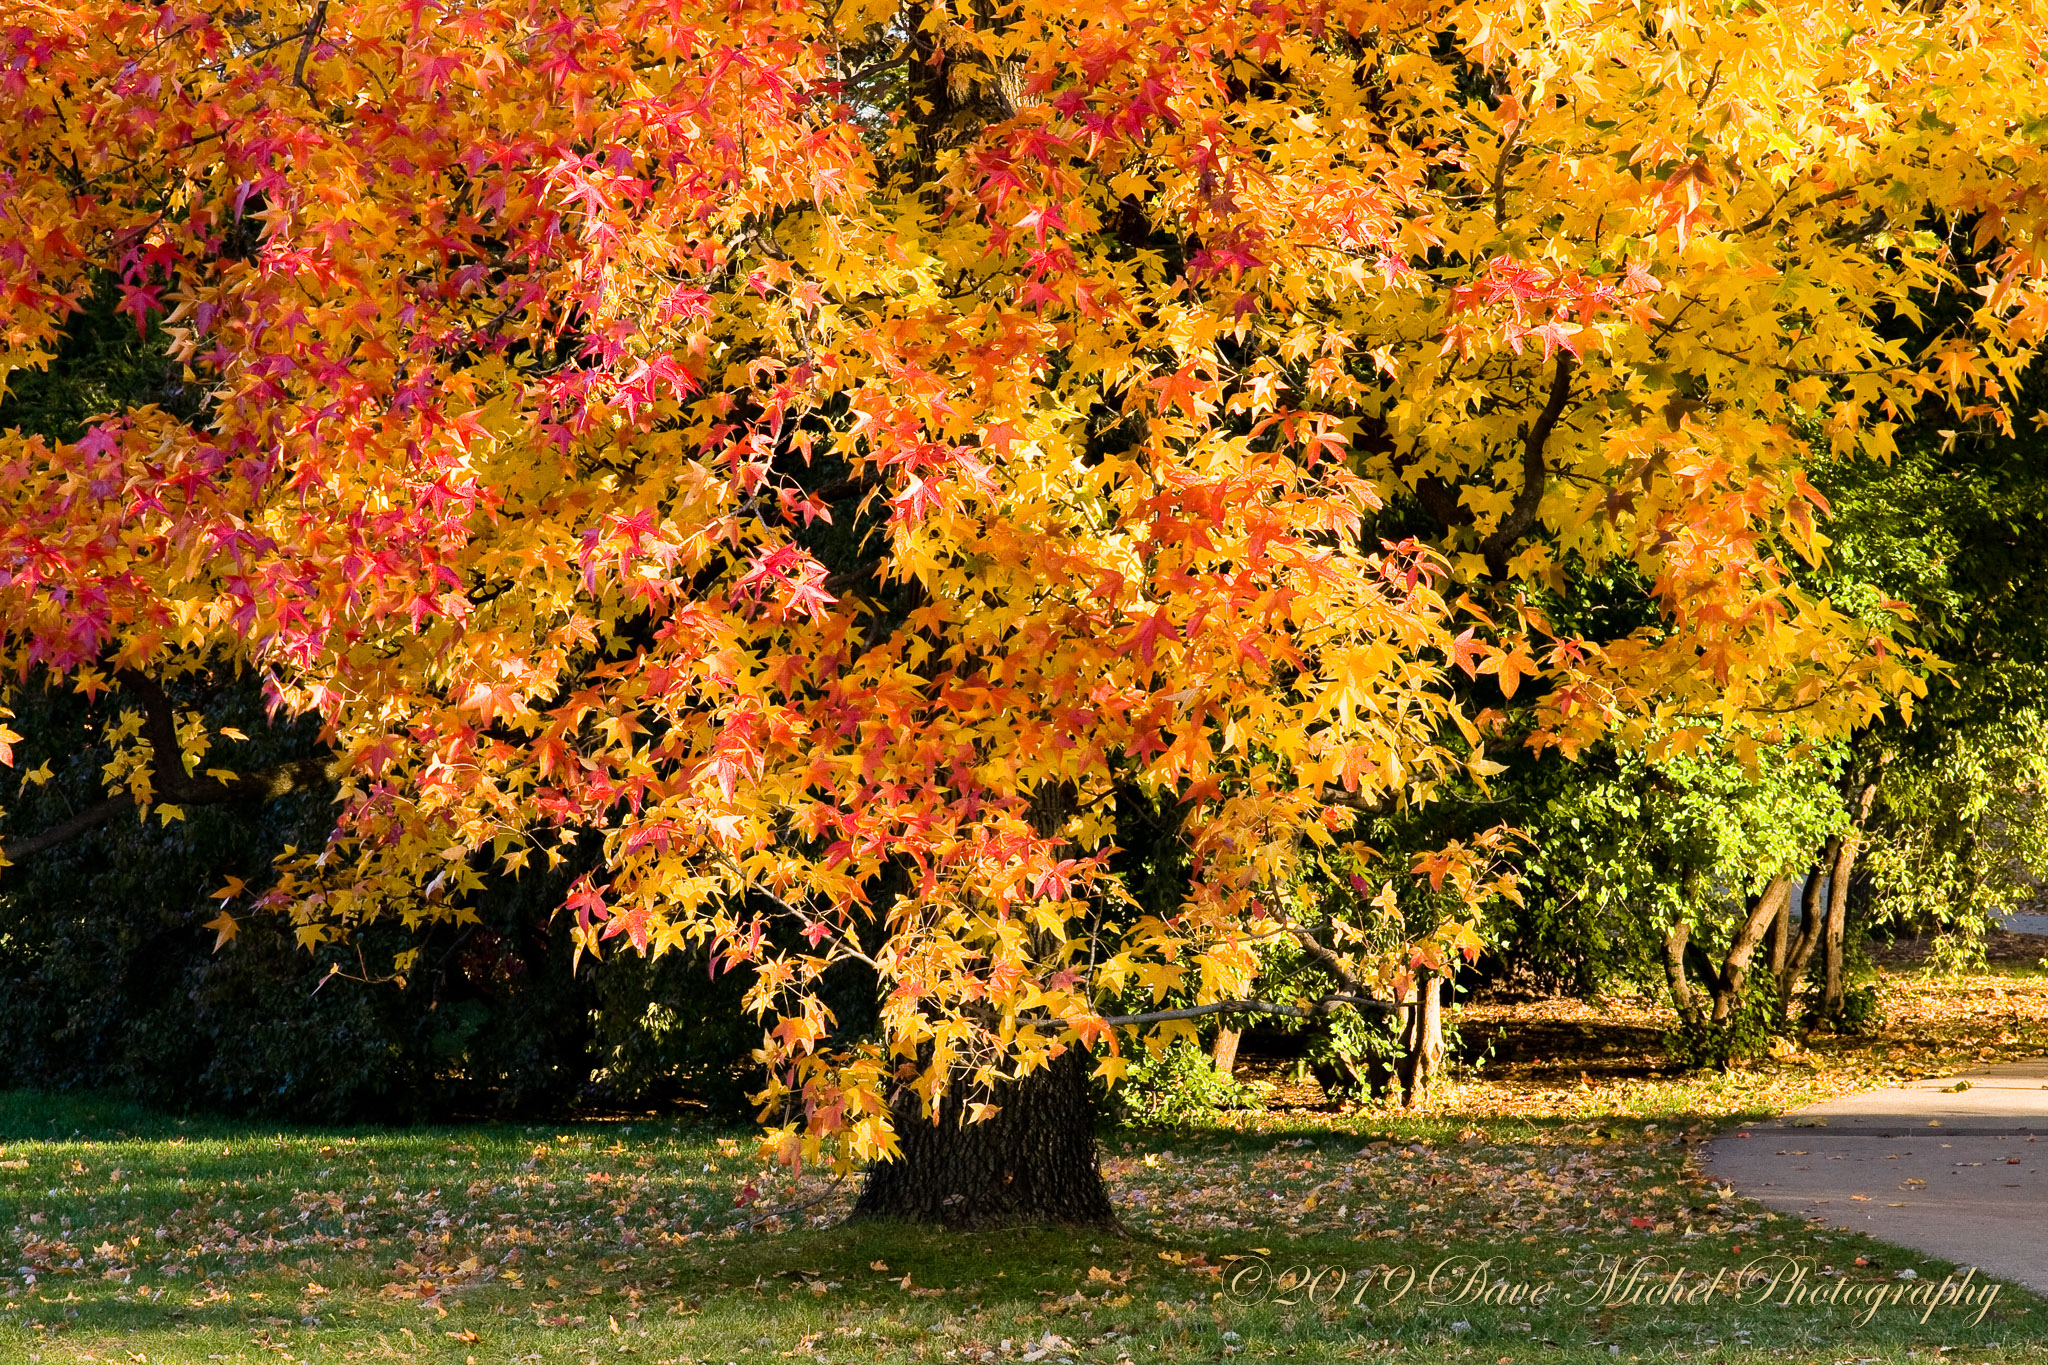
1766,893,1791,993
1776,838,1839,1016
1821,840,1856,1016
1663,920,1700,1023
1710,876,1793,1023
1835,843,1867,1015
851,1045,1116,1230
1821,786,1876,1018
1396,970,1444,1106
1210,1026,1241,1078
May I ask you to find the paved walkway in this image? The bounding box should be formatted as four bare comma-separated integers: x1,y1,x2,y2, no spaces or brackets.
1701,1060,2048,1293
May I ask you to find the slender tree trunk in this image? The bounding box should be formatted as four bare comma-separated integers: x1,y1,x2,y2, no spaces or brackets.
1211,1026,1241,1078
1663,920,1700,1024
1821,842,1856,1016
1777,838,1839,1016
1396,970,1444,1106
1821,786,1877,1018
851,1045,1116,1230
1767,894,1791,996
1710,876,1793,1023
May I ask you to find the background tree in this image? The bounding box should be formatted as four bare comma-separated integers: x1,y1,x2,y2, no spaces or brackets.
4,0,2047,1227
1809,400,2048,984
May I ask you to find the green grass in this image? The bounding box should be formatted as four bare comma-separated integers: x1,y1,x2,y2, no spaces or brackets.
0,1092,2041,1364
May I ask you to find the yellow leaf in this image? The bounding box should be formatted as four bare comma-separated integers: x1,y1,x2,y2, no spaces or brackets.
203,912,238,952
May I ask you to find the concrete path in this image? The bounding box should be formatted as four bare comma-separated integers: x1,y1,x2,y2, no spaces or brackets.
1701,1060,2048,1294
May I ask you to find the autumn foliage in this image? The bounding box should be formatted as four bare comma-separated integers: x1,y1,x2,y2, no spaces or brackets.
2,0,2046,1164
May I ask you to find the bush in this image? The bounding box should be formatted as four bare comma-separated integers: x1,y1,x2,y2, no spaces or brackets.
1808,982,1884,1037
0,681,763,1122
1662,982,1782,1071
1110,1036,1257,1129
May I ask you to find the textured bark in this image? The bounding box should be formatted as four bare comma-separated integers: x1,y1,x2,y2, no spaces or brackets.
1210,1026,1241,1077
851,1045,1116,1230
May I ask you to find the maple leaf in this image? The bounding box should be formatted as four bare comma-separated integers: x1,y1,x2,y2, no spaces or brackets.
203,911,239,953
1450,628,1486,679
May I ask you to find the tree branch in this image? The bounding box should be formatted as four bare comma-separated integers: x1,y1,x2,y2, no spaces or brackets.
1283,924,1372,997
1733,183,1862,236
1095,995,1401,1028
0,753,336,867
2,670,341,865
1712,875,1793,1021
292,0,328,94
1479,353,1574,576
1781,836,1840,989
0,793,133,866
110,668,338,808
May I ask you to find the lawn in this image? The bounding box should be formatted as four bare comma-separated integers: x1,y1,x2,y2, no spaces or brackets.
5,961,2046,1365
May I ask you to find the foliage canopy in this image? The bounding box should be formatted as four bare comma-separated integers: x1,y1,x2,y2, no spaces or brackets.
3,0,2047,1164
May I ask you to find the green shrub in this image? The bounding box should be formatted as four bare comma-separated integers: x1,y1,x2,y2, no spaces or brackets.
1807,982,1884,1036
1662,981,1782,1071
1110,1036,1257,1129
0,681,763,1122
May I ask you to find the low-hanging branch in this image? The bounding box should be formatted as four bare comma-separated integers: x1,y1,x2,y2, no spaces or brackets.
0,671,339,866
0,752,337,866
1091,994,1404,1029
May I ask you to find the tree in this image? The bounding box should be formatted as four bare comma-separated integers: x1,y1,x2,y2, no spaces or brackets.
1435,730,1847,1065
1809,418,2048,985
3,0,2046,1225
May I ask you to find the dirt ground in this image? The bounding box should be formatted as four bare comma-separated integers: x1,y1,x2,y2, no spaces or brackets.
1226,934,2048,1124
